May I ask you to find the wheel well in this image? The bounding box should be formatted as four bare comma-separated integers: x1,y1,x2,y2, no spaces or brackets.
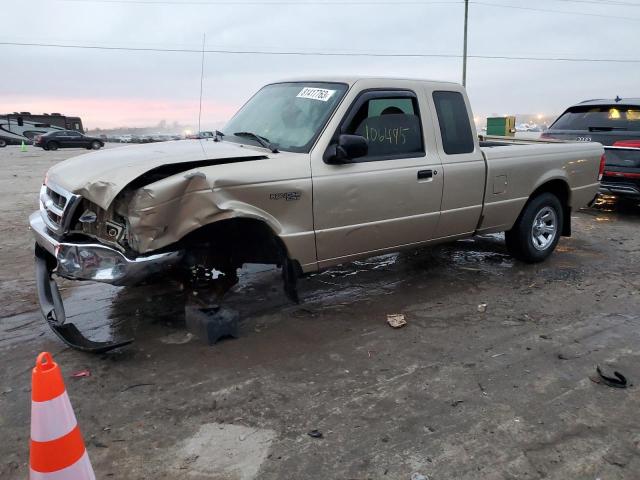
530,180,571,236
179,218,293,271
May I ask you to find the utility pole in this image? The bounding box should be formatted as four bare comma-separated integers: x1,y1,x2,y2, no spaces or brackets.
198,33,206,134
462,0,469,87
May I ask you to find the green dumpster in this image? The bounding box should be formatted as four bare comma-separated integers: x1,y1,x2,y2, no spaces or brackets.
486,116,516,137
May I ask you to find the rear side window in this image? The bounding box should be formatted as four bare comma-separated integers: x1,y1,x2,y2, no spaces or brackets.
551,106,640,132
433,91,475,154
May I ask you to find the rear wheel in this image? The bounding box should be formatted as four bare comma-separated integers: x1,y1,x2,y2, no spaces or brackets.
0,139,7,148
505,192,563,263
47,142,59,151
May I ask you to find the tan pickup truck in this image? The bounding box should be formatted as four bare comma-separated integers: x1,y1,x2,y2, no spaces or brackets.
30,77,604,351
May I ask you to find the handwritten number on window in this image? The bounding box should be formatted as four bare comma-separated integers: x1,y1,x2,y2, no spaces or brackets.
364,125,409,145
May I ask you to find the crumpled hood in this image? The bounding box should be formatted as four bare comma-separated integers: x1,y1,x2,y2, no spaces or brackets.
46,139,272,209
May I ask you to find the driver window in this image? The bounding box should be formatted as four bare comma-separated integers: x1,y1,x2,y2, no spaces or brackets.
344,95,424,159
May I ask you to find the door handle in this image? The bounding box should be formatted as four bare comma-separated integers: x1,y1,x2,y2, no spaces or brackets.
417,169,433,180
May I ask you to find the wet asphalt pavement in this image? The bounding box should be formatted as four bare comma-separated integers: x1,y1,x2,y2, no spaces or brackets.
1,145,640,479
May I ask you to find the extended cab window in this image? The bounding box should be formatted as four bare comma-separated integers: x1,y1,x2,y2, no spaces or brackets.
343,93,424,160
433,91,475,155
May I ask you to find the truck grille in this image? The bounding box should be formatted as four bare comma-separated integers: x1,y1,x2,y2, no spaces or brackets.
39,182,82,235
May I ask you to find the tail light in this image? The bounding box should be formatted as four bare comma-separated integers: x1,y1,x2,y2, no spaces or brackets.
613,140,640,148
598,154,606,181
604,171,640,179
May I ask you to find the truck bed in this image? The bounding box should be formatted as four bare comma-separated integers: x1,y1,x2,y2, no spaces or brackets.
476,140,603,234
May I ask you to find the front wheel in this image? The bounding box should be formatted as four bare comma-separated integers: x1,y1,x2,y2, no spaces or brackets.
47,142,59,151
91,141,102,150
505,192,563,263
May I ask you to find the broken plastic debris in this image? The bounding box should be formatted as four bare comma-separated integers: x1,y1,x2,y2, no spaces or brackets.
477,303,487,313
387,314,407,329
71,369,91,378
411,473,429,480
307,429,323,438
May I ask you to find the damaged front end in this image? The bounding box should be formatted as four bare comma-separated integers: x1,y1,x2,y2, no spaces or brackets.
30,152,302,353
30,181,183,352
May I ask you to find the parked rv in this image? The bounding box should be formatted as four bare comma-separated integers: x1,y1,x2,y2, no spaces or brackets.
0,112,84,147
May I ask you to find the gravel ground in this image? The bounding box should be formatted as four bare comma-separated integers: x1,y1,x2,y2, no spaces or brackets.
1,144,639,479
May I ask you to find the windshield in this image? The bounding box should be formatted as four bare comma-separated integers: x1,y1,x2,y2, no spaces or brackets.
550,105,640,131
223,82,348,153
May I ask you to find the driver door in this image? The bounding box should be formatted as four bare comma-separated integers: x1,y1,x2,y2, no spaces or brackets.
311,89,443,267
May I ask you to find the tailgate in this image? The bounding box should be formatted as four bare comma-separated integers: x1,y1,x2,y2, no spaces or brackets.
601,146,640,195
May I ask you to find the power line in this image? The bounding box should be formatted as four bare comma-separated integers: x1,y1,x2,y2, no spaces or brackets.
55,0,462,5
2,41,640,63
53,0,640,8
553,0,640,5
51,0,640,21
473,1,640,21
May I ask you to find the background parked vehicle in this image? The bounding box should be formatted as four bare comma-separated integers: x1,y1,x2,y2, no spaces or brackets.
542,98,640,146
1,117,62,147
600,144,640,201
34,130,104,150
186,131,215,139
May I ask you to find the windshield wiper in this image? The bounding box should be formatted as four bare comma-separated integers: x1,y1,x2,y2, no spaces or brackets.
233,131,279,153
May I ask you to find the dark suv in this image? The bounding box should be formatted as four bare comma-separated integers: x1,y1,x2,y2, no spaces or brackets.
543,98,640,201
542,98,640,146
34,130,104,151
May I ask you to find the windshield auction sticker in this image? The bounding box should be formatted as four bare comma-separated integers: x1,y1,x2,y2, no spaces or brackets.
296,87,336,102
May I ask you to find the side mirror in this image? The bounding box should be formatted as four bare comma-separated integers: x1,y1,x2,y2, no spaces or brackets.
325,134,368,164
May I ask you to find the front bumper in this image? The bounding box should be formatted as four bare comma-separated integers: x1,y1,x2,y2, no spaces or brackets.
30,211,183,286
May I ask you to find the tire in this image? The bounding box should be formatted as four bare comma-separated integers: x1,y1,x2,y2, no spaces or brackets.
0,139,6,148
91,141,102,150
505,192,564,263
47,142,59,151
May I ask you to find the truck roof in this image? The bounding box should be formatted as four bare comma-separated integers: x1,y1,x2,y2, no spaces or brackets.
273,76,462,87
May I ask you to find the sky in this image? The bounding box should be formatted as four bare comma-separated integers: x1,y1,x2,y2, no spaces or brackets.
1,0,639,129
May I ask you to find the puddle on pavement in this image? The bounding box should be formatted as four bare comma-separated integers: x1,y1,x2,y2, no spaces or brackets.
15,235,520,347
590,194,640,217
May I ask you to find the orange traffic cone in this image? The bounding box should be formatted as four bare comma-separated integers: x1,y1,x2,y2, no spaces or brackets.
30,352,95,480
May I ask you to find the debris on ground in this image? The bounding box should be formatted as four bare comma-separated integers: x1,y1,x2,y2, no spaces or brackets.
603,451,629,468
477,382,488,396
477,303,487,313
590,365,628,388
387,313,407,328
411,473,429,480
307,429,323,438
71,369,91,378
